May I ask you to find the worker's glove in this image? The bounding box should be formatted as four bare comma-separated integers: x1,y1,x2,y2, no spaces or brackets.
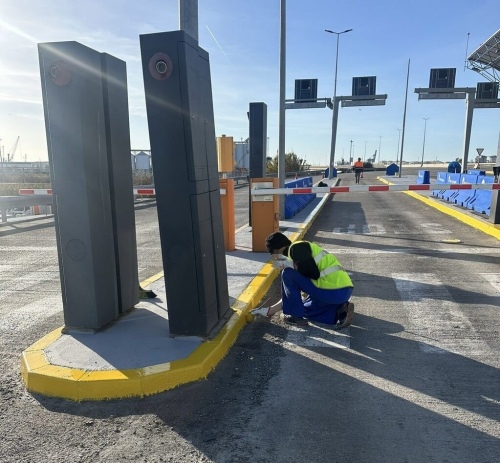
272,257,293,270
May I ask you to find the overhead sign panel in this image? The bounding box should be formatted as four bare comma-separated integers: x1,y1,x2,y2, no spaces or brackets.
418,92,466,100
341,99,385,107
286,101,326,109
294,79,318,102
429,68,456,89
476,82,499,99
352,76,376,96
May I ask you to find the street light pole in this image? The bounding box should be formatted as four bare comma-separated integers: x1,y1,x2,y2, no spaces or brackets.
378,136,382,164
325,28,352,179
396,128,402,163
278,0,286,219
421,118,429,167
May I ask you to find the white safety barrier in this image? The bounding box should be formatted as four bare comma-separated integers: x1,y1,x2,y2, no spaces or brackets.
250,183,500,195
19,189,52,195
14,190,53,217
132,188,227,196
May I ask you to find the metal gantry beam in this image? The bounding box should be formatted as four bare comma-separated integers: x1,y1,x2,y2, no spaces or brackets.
466,29,500,83
414,87,477,173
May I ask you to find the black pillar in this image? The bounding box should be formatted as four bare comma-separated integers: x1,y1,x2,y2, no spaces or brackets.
140,31,230,337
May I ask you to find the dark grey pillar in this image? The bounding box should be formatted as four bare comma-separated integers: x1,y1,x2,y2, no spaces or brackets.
248,102,267,225
490,190,500,225
39,42,138,330
249,102,267,178
101,53,140,313
140,30,230,337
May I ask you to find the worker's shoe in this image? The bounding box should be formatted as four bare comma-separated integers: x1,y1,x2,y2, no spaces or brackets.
283,315,309,326
334,302,354,330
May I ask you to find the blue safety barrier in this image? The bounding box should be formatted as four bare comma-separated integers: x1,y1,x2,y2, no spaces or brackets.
471,176,493,215
447,161,461,173
432,171,449,199
284,176,316,219
468,169,486,176
323,167,337,178
432,171,494,217
385,163,399,176
417,170,430,184
454,174,478,207
441,173,461,202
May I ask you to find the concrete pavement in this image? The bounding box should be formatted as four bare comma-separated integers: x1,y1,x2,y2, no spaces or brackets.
20,181,332,401
20,174,500,401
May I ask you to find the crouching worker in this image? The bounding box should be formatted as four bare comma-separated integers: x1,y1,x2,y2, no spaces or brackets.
251,232,354,329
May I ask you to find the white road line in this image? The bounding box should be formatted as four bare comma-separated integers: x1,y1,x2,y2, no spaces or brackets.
332,223,452,235
0,267,59,293
393,273,491,360
285,322,350,349
0,295,62,332
286,344,500,439
480,273,500,293
0,246,57,252
328,247,500,255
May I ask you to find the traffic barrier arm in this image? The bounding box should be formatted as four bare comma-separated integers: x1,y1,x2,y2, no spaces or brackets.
251,183,500,195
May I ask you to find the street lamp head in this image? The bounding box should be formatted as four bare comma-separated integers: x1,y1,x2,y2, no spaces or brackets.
325,29,353,35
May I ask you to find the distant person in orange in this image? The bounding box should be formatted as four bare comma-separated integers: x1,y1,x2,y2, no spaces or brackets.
353,158,364,184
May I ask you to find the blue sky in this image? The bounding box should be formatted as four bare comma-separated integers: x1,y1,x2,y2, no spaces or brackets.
0,0,499,165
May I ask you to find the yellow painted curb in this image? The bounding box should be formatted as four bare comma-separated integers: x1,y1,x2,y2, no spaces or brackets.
21,305,252,401
20,194,329,401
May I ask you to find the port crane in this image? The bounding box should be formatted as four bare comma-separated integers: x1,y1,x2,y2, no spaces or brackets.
7,136,20,162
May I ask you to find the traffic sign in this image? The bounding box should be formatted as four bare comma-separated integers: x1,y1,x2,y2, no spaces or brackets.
476,148,484,155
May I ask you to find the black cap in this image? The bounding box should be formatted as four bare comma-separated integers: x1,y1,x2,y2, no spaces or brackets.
265,232,292,254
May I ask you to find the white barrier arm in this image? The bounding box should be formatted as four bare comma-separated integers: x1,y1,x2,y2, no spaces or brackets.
251,183,500,195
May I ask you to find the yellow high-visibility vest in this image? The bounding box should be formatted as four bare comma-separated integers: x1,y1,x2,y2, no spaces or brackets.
288,241,353,289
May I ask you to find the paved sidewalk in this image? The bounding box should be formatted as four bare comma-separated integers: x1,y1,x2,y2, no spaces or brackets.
20,174,499,401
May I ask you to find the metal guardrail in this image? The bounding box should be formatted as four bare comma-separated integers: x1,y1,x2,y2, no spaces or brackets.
0,195,53,223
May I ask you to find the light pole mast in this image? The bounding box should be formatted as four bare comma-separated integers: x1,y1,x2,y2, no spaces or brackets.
325,28,352,179
378,136,382,163
278,0,286,218
396,128,402,163
421,118,429,167
179,0,198,41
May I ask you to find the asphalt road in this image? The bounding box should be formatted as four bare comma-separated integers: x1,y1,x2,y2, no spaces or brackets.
1,168,499,462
